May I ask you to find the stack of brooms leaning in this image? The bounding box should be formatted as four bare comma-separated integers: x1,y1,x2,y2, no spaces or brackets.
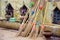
16,0,47,39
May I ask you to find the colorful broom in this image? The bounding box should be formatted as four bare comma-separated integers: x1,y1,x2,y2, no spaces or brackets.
20,0,40,37
28,0,41,38
33,0,45,38
16,0,37,36
38,0,48,37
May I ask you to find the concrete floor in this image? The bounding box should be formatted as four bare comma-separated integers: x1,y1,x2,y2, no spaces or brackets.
0,27,46,40
0,27,60,40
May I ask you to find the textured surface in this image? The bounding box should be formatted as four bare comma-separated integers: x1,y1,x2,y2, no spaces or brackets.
0,28,45,40
0,27,60,40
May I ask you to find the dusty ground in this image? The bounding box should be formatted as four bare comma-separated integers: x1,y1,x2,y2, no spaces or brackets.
0,27,60,40
0,27,46,40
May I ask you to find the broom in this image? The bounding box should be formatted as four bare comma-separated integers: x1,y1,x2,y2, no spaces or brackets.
16,11,29,36
16,1,36,36
28,0,41,38
38,0,48,37
20,2,38,37
32,11,41,38
28,0,46,38
21,8,37,37
32,0,45,38
16,1,30,36
28,10,41,38
31,5,44,38
16,0,39,37
38,0,55,37
20,0,40,37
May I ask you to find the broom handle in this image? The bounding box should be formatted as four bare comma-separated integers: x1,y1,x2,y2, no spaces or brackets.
42,0,48,25
30,0,41,21
39,0,48,36
16,1,31,36
16,13,29,36
21,0,41,37
28,0,41,37
17,2,36,37
34,1,44,36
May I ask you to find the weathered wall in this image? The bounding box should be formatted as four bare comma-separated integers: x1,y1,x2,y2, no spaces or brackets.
44,2,60,25
56,2,60,9
1,0,60,24
0,0,31,18
0,0,6,18
44,2,53,24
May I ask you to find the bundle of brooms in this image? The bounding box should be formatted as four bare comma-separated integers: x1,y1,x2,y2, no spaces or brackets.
16,0,46,39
